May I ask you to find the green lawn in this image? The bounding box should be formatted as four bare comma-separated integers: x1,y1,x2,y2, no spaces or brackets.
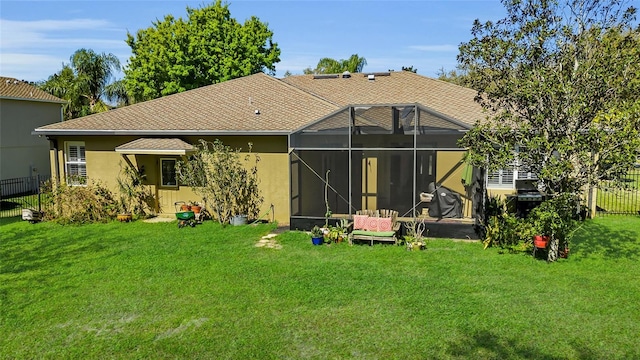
1,217,639,359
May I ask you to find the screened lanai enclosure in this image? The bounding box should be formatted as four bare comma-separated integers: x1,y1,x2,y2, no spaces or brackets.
289,104,483,229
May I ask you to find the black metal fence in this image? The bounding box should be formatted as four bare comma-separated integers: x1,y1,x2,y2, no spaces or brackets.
0,175,52,218
596,169,640,216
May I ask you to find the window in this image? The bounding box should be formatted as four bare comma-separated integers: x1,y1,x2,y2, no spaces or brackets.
65,142,87,185
486,147,537,189
160,158,177,187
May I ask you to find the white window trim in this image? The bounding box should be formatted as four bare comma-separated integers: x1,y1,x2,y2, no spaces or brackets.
486,146,537,189
160,158,178,188
65,141,87,186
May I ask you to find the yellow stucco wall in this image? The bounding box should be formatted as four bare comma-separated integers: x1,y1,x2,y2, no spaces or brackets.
436,151,473,218
50,135,291,224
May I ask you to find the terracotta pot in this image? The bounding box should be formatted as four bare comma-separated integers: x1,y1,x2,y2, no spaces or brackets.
180,204,191,211
190,205,202,214
117,213,132,222
533,235,550,248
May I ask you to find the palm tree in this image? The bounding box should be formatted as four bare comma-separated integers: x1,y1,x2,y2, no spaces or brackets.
39,49,129,120
70,48,122,112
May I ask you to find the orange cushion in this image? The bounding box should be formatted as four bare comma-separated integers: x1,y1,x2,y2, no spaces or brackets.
354,215,368,230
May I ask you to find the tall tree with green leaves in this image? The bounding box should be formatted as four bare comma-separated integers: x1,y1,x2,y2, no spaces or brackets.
459,0,639,194
124,0,280,101
40,49,125,120
303,54,367,74
457,0,639,259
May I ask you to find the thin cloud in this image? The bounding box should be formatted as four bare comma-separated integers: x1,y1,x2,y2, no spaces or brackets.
0,18,123,49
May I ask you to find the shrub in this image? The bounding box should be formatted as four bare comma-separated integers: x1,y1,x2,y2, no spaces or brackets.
46,181,118,224
177,139,264,225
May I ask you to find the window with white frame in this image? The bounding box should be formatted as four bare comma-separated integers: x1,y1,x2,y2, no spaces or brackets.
486,147,537,189
160,158,178,187
65,142,87,185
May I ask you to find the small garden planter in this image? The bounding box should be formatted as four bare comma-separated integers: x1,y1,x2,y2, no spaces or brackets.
533,235,550,248
117,213,133,222
231,214,248,226
310,225,324,245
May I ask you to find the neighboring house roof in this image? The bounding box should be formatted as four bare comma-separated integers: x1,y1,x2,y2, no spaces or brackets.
0,76,66,104
34,71,486,136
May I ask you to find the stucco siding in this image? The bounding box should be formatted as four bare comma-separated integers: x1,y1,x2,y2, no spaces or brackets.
436,151,473,218
0,99,61,179
50,135,291,224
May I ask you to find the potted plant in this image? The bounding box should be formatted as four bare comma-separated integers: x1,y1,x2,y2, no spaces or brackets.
188,201,202,214
403,219,428,251
310,226,324,245
528,194,581,261
326,219,349,244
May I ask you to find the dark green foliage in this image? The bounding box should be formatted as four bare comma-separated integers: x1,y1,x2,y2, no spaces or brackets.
480,195,534,251
124,0,280,101
458,0,640,195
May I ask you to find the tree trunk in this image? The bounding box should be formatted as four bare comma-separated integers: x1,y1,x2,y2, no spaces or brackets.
547,235,559,262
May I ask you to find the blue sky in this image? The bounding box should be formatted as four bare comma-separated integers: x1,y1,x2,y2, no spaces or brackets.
0,0,509,82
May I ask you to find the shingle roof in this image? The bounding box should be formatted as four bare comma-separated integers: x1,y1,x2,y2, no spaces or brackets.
115,138,194,155
0,76,66,103
282,71,486,126
35,73,336,135
34,71,487,135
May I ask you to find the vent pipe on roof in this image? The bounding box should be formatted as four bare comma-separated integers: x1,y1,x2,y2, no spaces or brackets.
368,74,375,81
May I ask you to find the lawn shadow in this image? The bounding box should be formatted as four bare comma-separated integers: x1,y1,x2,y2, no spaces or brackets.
571,220,640,260
445,329,620,359
446,329,558,360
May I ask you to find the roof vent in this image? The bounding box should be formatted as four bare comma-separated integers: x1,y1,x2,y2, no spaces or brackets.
342,71,351,78
313,74,340,80
368,74,375,81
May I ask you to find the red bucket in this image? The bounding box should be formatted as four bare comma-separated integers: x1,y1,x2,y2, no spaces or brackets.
533,235,550,248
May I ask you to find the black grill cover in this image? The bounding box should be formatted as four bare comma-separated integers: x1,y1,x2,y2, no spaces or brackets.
427,183,463,218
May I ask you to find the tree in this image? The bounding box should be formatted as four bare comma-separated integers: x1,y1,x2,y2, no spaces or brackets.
303,54,367,74
40,49,124,120
436,67,469,87
457,0,640,259
124,0,280,101
176,139,263,225
401,65,418,73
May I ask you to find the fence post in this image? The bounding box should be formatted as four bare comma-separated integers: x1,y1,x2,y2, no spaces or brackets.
37,174,42,212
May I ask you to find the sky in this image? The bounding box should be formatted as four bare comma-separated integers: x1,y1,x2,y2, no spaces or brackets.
0,0,511,82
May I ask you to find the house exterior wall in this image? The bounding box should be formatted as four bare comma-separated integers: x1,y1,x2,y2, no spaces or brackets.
436,151,473,218
0,99,61,180
49,135,291,224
